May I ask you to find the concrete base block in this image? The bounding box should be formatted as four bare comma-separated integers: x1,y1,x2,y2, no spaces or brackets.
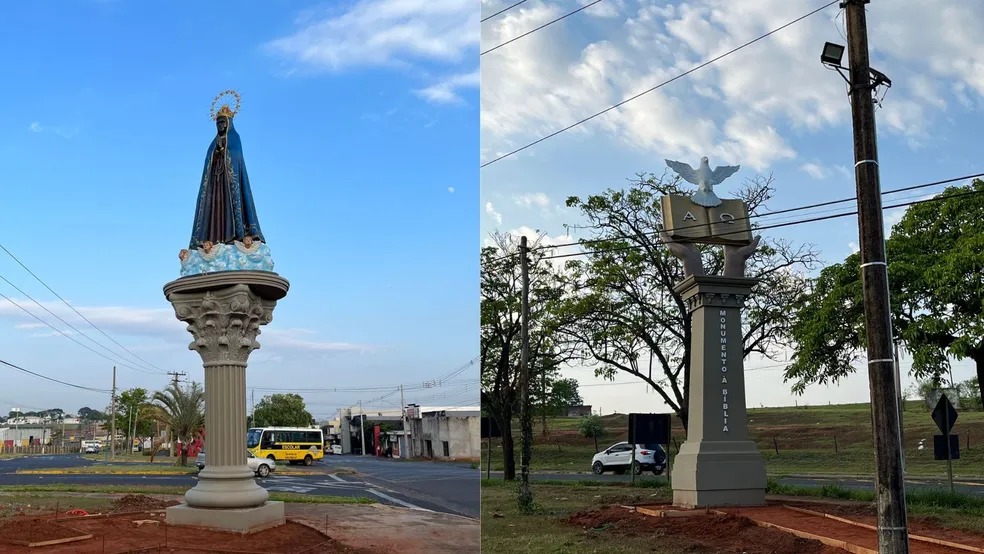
165,501,286,534
672,440,767,508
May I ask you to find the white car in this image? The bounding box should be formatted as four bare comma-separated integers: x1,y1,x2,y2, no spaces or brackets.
591,442,667,475
196,450,276,478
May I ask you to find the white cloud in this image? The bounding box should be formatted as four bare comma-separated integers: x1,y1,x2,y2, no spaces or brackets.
413,70,479,104
580,0,622,18
0,300,367,354
481,0,984,170
266,0,478,72
801,163,828,180
260,329,372,354
448,186,456,193
513,192,550,208
27,121,78,138
485,201,503,225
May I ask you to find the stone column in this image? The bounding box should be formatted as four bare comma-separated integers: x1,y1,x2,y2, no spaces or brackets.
340,410,352,454
672,275,767,508
164,272,289,532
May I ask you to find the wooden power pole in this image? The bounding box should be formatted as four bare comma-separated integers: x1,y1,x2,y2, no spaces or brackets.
110,366,117,460
518,236,533,510
843,1,909,551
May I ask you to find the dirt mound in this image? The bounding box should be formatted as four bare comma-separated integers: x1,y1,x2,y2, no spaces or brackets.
568,506,842,554
0,518,86,545
110,494,180,513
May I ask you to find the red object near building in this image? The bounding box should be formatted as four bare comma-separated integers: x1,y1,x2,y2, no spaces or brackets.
374,425,381,457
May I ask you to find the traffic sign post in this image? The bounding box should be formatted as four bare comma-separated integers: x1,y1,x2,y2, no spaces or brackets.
931,395,958,494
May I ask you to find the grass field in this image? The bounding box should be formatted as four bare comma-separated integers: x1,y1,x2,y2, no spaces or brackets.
481,479,677,553
0,484,373,504
485,401,984,477
481,478,984,552
17,464,198,475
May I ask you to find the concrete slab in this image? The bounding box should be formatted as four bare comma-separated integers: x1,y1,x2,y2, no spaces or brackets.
165,500,285,534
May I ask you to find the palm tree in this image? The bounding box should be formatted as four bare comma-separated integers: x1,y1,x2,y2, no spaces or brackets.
152,381,204,466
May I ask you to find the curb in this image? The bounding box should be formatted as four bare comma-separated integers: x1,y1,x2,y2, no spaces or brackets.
776,474,984,482
17,470,197,476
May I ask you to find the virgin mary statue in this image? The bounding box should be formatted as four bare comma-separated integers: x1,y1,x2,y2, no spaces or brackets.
189,97,265,251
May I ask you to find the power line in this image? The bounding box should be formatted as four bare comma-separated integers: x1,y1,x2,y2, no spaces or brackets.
480,0,838,167
482,0,604,56
0,358,110,393
0,242,171,374
482,0,529,23
540,185,984,261
536,170,984,252
0,289,161,375
247,378,474,395
0,272,163,375
483,171,984,264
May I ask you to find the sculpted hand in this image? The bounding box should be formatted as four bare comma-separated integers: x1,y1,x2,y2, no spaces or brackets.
723,235,762,277
660,227,704,277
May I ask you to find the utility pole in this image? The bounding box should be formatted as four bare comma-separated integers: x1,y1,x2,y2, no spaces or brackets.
359,401,366,457
541,362,547,437
110,366,117,460
400,385,409,459
843,1,909,551
250,390,255,427
518,235,533,510
167,371,186,386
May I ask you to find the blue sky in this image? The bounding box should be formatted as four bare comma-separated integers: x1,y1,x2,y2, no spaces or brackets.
0,0,479,419
480,0,984,413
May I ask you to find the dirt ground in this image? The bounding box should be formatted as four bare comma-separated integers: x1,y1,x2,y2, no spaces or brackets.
0,494,479,554
568,506,844,554
288,503,479,553
567,500,984,554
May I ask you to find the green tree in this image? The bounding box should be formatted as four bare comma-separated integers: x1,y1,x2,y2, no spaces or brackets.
481,232,569,481
114,388,154,451
958,377,982,411
578,414,606,453
77,407,107,422
558,173,818,430
785,181,984,404
152,382,204,466
547,378,583,416
252,394,313,427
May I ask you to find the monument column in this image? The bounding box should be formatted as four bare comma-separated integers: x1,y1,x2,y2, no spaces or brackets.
660,155,767,509
165,90,289,533
167,279,286,509
671,275,767,507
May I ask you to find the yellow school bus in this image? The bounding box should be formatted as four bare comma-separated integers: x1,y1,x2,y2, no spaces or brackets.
247,426,324,465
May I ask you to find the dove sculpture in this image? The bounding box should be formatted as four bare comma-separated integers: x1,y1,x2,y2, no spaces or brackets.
665,157,741,208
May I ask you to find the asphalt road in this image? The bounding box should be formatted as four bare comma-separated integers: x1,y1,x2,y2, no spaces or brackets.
0,455,480,518
488,470,984,497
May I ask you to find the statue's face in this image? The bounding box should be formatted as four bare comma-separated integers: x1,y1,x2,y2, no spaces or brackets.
216,116,229,136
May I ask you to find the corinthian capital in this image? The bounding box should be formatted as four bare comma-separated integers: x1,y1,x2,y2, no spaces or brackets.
170,284,276,366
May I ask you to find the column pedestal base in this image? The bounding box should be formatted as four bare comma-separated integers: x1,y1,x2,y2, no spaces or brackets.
186,465,269,508
672,439,767,508
166,501,285,534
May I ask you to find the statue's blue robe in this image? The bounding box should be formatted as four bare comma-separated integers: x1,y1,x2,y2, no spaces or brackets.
189,120,265,249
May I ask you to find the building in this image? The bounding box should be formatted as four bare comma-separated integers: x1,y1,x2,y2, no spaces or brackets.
335,404,481,460
566,405,593,417
407,406,481,461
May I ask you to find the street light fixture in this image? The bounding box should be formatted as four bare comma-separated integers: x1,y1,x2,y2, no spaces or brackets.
820,41,845,66
819,41,891,95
